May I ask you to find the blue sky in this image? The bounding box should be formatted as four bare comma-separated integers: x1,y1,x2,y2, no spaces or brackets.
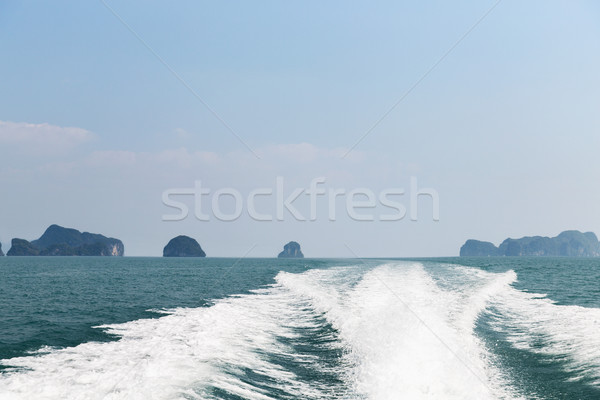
1,1,599,256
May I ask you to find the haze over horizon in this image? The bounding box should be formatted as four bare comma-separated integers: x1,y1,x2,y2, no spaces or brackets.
1,1,599,257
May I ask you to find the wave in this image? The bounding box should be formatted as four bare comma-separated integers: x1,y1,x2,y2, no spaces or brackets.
0,281,348,399
486,283,600,386
1,261,598,399
276,263,517,399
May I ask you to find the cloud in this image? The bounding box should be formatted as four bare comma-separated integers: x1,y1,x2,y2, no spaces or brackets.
4,138,393,194
258,142,365,163
0,120,93,155
87,150,137,167
172,128,191,139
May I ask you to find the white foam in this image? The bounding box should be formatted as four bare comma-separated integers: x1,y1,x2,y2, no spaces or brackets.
0,262,544,400
487,285,600,385
277,263,519,400
0,286,343,399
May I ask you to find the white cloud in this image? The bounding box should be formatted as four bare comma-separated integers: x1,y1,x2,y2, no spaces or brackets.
172,128,191,139
258,142,365,163
260,142,320,163
25,143,375,186
146,148,220,170
87,150,137,167
0,120,93,154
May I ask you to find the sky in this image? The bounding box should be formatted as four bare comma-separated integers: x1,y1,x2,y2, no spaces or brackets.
1,0,599,257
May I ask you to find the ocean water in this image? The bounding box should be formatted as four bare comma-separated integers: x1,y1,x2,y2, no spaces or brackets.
0,257,599,399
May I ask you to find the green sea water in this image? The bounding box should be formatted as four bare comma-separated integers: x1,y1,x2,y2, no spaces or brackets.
0,256,598,399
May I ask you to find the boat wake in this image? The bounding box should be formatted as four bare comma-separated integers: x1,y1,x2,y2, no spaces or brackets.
1,262,598,399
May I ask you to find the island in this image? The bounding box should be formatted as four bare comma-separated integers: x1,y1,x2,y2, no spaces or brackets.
163,235,206,257
6,225,124,256
0,242,3,256
278,241,304,258
460,230,600,257
7,239,40,256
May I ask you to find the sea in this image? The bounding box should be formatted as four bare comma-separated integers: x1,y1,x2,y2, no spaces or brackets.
0,257,599,399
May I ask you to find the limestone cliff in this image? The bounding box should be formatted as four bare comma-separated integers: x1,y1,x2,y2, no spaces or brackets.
460,230,600,257
278,241,304,258
163,236,206,257
7,225,124,256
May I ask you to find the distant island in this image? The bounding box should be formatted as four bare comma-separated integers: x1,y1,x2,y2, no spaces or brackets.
0,242,3,257
163,235,206,257
278,241,304,258
6,225,124,256
460,230,600,257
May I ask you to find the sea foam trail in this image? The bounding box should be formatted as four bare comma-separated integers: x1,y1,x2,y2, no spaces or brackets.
0,286,348,400
0,262,520,400
487,285,600,386
276,263,518,400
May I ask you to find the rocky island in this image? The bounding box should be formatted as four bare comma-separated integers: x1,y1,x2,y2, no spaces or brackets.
163,235,206,257
7,239,40,256
278,241,304,258
460,230,600,257
0,242,3,256
6,225,124,256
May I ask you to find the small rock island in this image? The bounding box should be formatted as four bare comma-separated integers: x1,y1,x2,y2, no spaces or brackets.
7,239,40,256
0,242,3,257
163,235,206,257
460,230,600,257
6,225,124,256
278,241,304,258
